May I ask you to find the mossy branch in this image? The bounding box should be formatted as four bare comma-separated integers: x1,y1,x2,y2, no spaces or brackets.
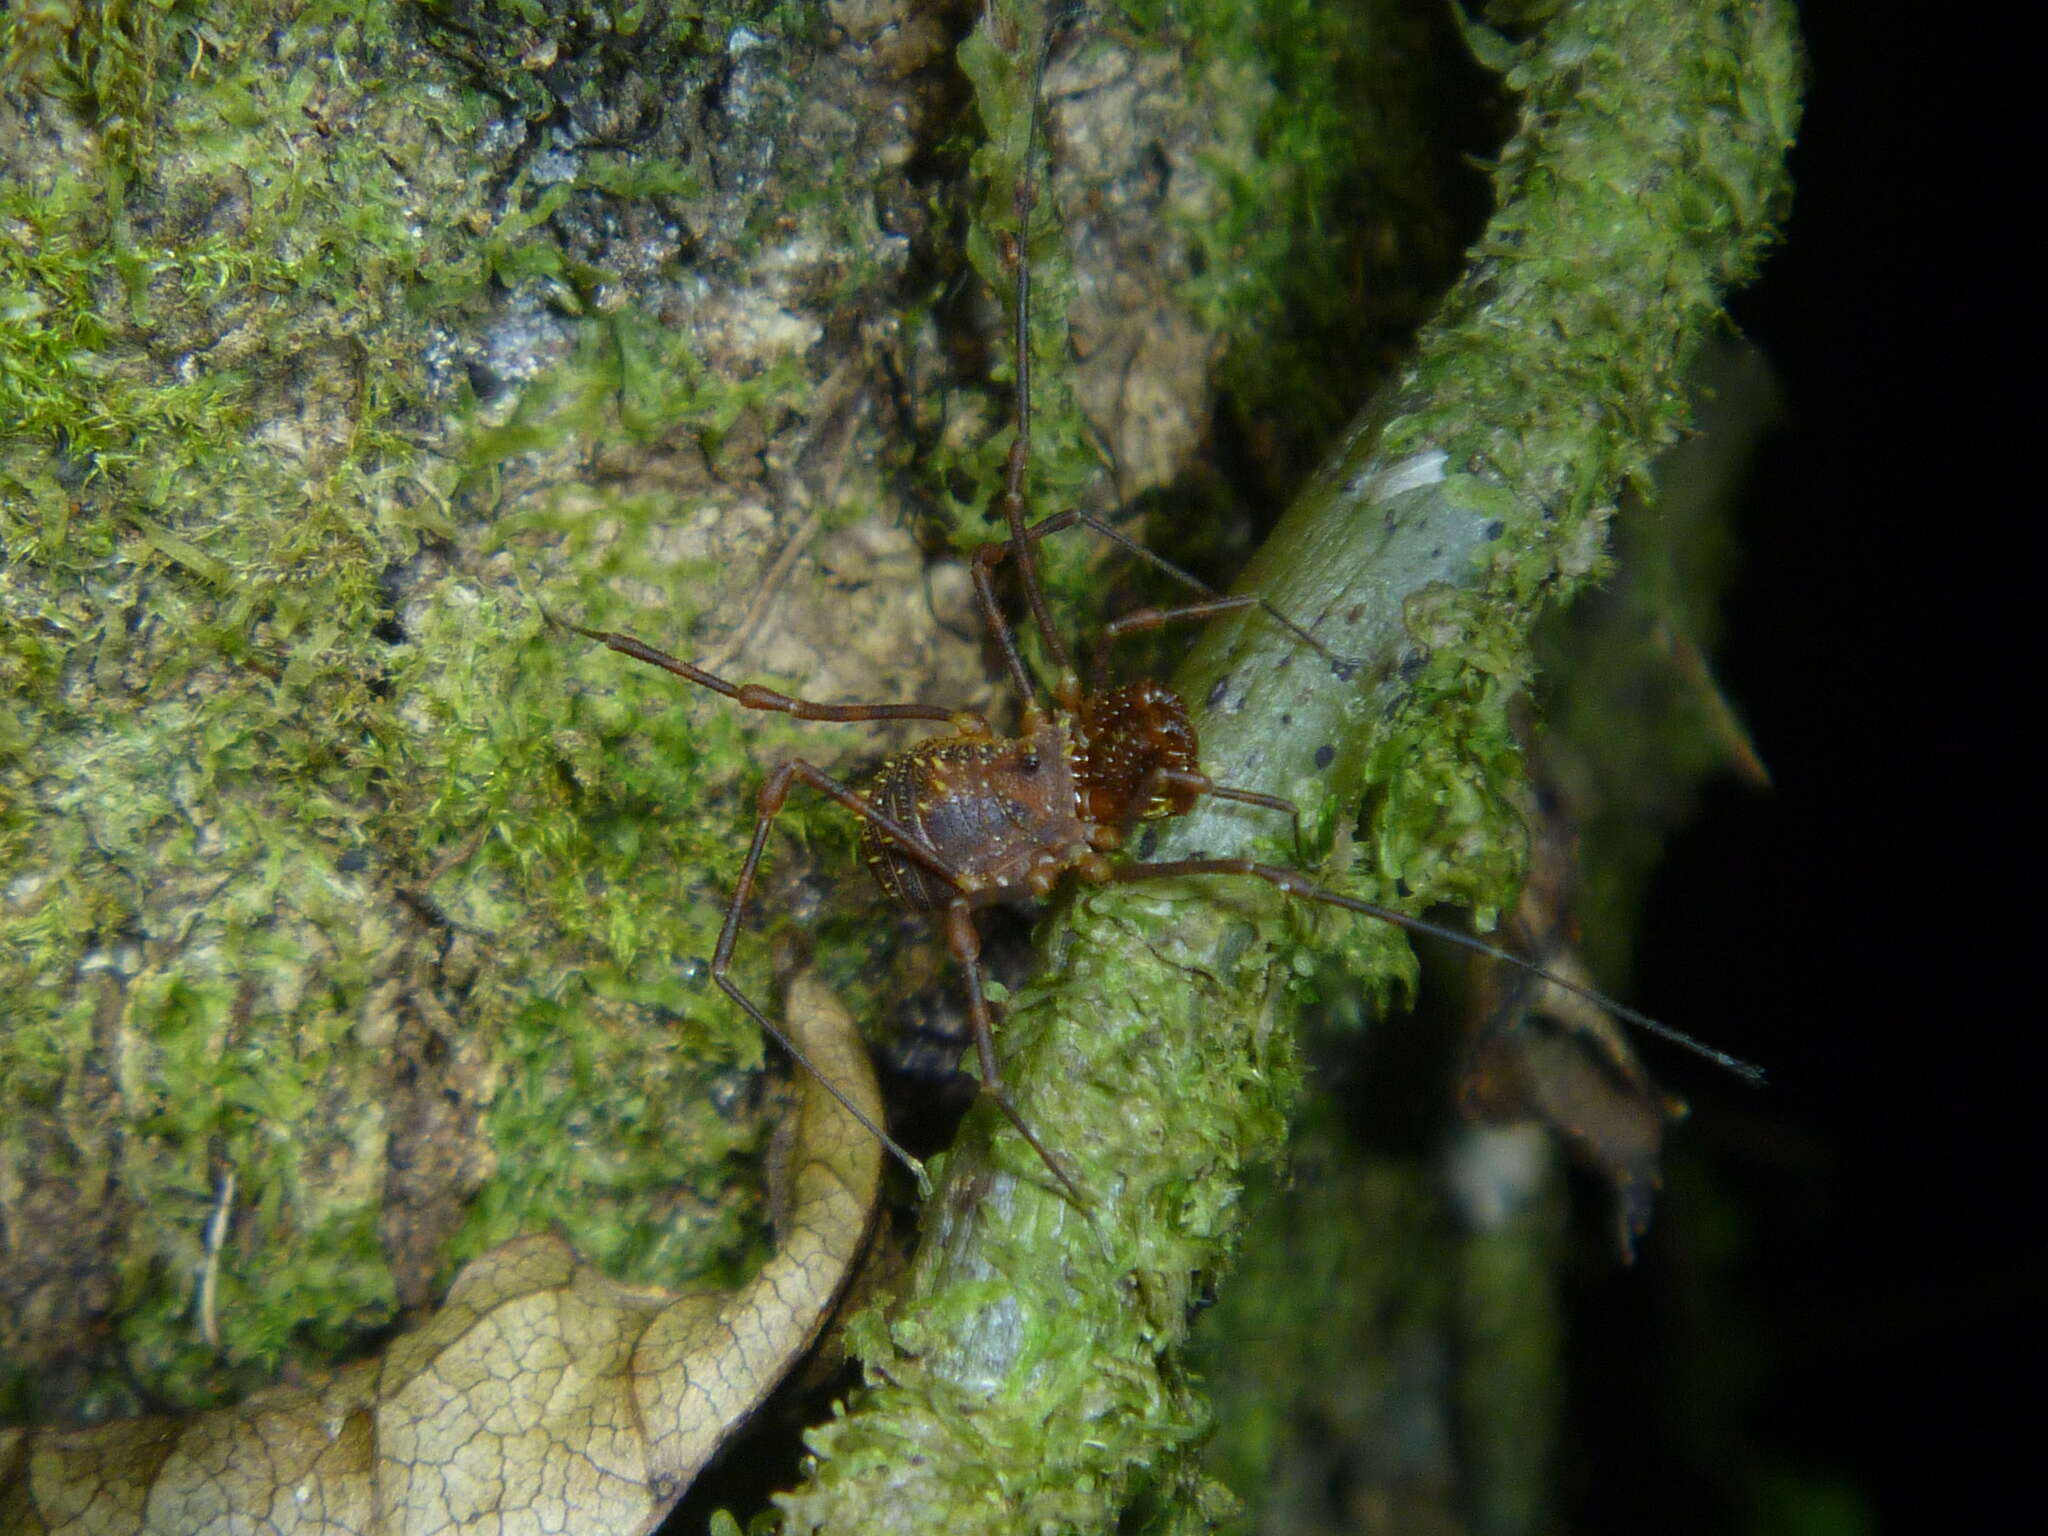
777,2,1802,1531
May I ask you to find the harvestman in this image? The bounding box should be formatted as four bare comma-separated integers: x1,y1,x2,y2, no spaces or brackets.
560,29,1760,1206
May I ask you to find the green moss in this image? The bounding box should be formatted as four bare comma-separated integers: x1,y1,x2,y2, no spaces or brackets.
3,2,1800,1523
1168,0,1499,485
919,0,1500,665
915,2,1098,629
6,439,425,1408
0,0,871,1416
1195,1088,1513,1534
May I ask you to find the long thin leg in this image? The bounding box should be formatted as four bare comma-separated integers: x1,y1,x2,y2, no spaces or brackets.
1048,508,1342,664
1104,765,1302,858
943,900,1087,1207
1102,857,1767,1084
980,12,1348,698
1100,595,1262,640
711,757,980,1196
991,37,1077,694
977,509,1359,679
971,538,1048,712
1151,770,1301,844
710,758,1091,1204
557,616,967,726
993,441,1077,692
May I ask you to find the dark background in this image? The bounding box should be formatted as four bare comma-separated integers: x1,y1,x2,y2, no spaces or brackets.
1582,6,2021,1533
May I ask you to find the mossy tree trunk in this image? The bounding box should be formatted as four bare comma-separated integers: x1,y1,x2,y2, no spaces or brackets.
1,0,1798,1530
779,1,1802,1532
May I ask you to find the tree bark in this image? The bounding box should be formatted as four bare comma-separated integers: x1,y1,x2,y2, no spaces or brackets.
0,0,1799,1530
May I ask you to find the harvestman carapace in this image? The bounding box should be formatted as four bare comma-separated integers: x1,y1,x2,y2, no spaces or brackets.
560,26,1762,1207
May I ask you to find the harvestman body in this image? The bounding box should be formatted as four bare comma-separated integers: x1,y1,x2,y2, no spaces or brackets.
561,29,1759,1205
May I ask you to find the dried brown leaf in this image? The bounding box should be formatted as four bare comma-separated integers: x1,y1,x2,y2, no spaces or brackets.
0,972,882,1536
1460,799,1684,1261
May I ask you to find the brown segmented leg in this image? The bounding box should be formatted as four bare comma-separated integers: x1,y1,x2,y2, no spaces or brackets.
978,506,1356,680
559,618,964,725
1106,765,1301,855
710,757,969,1194
1101,857,1765,1084
1152,769,1298,821
943,900,1088,1208
971,537,1053,710
560,620,1099,1199
1099,595,1262,639
993,136,1077,693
